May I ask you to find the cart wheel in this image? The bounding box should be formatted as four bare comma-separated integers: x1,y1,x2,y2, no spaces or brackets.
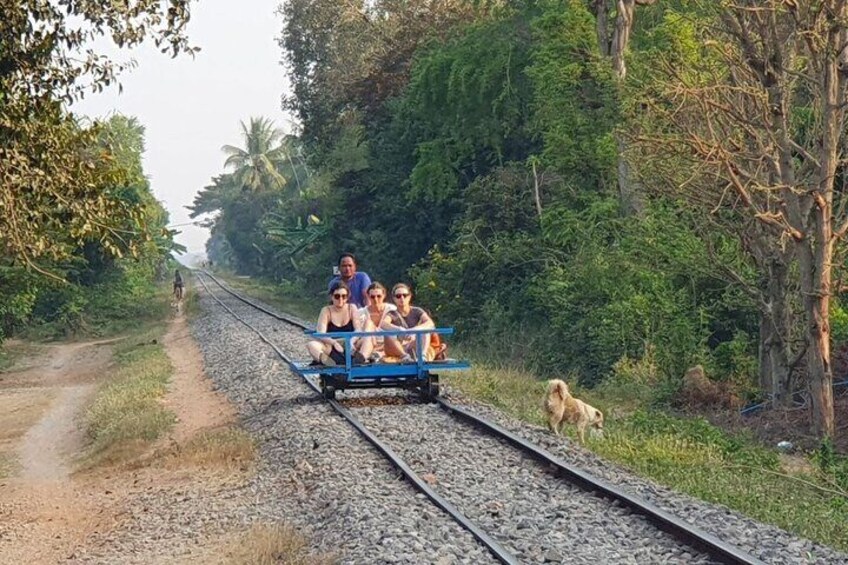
323,385,336,400
420,375,440,402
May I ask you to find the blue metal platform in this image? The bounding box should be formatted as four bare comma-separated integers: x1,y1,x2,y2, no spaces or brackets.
294,328,468,399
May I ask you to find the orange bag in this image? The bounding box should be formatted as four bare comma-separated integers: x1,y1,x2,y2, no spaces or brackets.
429,333,448,361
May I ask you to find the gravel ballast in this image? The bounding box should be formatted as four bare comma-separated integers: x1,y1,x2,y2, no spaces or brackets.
89,274,846,565
198,275,848,564
192,278,497,564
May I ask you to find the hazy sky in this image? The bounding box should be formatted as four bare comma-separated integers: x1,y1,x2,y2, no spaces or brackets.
73,0,292,260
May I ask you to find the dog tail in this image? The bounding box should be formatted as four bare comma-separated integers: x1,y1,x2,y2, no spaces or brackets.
547,379,569,402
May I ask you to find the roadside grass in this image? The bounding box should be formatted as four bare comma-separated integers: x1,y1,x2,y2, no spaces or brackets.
0,453,16,479
0,341,45,373
81,283,255,472
158,427,256,472
182,282,201,316
212,523,337,565
444,363,848,553
81,326,175,467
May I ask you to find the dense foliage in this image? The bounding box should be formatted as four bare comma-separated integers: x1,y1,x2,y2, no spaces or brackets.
193,1,750,385
194,0,848,436
1,1,193,273
1,116,178,340
0,1,194,339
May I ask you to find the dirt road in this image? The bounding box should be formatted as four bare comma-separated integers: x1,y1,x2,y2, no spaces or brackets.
0,314,242,564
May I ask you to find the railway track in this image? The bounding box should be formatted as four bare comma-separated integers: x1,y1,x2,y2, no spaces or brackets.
196,271,765,565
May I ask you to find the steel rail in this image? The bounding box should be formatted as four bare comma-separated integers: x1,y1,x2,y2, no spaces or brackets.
197,271,765,565
195,272,519,565
436,398,765,565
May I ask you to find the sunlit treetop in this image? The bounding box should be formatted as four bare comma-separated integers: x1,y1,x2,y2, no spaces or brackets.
0,1,197,279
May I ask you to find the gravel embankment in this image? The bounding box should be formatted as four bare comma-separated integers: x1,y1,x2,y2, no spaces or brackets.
201,275,848,565
197,278,715,564
438,392,848,565
351,401,715,564
82,274,847,565
192,278,497,564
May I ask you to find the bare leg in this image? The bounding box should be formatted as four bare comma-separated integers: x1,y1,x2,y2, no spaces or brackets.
419,333,433,360
356,319,375,359
307,340,330,362
403,334,432,360
384,336,406,357
357,335,373,359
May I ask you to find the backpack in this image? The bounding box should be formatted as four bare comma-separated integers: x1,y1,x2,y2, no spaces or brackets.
429,332,448,361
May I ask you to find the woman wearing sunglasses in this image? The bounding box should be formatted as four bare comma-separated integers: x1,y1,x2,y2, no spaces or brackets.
356,282,397,362
383,283,438,361
307,281,374,366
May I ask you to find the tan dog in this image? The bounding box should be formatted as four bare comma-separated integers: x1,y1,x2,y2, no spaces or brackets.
544,379,604,444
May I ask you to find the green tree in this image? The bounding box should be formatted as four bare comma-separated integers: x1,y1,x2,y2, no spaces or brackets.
633,0,848,437
0,1,194,277
192,118,311,276
2,114,175,338
222,118,293,192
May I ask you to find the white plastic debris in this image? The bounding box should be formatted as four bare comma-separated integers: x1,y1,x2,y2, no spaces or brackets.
776,440,793,452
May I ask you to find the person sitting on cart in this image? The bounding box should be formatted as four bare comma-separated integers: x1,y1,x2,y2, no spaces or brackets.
383,283,441,362
307,281,374,366
357,282,397,362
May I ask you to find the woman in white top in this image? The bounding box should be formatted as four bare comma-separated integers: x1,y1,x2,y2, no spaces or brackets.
358,282,396,361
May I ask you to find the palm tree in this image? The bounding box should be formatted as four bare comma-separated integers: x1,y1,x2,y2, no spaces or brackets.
221,117,289,192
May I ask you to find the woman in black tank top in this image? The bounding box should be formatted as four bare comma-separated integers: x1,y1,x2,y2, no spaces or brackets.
327,317,355,333
307,281,374,365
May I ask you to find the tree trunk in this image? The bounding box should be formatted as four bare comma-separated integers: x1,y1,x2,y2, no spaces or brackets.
767,17,838,437
611,0,635,80
797,201,835,436
611,2,640,215
769,260,793,407
759,315,792,408
802,252,835,437
593,0,610,57
758,315,773,394
616,134,642,215
591,0,646,216
759,258,794,408
800,19,844,438
531,160,543,219
806,300,834,437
